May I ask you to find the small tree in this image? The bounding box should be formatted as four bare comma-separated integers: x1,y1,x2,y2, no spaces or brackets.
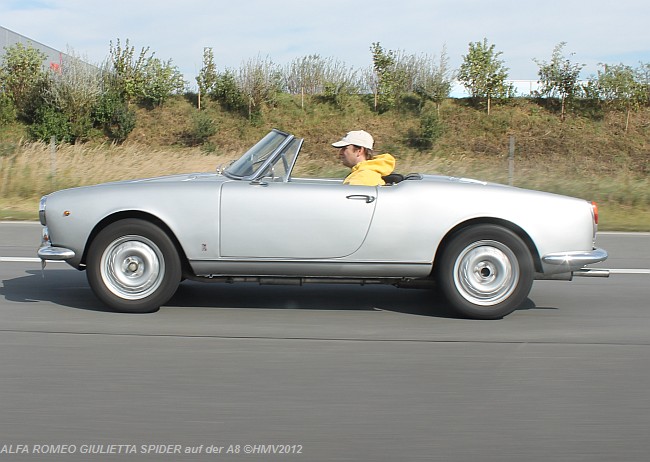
108,39,149,103
96,55,136,143
237,55,282,120
106,38,184,108
140,57,185,107
0,42,47,121
319,59,359,109
284,54,326,108
593,63,646,132
414,46,453,114
457,38,512,115
45,49,101,141
196,47,218,109
370,42,400,112
636,62,650,106
534,42,585,120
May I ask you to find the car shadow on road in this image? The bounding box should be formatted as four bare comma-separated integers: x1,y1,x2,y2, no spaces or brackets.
170,281,464,318
2,270,541,319
1,269,112,313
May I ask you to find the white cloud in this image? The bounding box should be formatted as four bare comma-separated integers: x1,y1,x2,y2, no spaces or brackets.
1,0,648,86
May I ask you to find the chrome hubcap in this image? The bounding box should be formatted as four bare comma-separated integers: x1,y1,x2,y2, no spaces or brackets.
453,240,519,306
100,236,165,300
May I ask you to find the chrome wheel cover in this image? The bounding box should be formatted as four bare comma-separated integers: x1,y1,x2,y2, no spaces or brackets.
453,240,519,306
100,235,165,300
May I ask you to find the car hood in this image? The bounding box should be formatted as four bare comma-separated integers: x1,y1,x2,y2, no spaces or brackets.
114,172,223,184
78,172,224,189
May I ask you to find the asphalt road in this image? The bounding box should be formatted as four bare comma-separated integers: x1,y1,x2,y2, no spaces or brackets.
0,223,649,461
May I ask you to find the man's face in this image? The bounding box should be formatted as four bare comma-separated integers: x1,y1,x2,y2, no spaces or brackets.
338,145,363,168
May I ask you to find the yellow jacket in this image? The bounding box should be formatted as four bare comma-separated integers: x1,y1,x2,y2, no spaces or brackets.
344,154,396,186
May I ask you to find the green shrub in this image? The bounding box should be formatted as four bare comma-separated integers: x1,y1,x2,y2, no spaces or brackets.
318,81,353,109
407,110,444,149
94,91,136,142
213,70,246,114
180,111,217,146
107,104,136,143
0,93,16,124
29,105,73,143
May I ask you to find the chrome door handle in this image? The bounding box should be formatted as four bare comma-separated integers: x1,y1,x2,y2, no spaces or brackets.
346,194,375,203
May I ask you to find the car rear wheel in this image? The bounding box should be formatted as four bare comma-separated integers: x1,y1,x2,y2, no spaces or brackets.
86,219,181,313
436,224,534,320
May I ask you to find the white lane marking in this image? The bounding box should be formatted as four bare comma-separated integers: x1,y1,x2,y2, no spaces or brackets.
598,232,650,236
608,269,650,275
0,257,65,263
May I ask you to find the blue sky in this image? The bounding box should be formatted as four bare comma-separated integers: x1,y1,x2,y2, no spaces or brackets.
2,0,649,92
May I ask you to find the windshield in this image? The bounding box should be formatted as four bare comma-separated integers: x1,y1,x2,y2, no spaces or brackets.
258,137,303,182
224,130,292,179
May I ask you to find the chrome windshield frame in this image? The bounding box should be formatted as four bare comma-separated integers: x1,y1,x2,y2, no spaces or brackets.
223,129,296,181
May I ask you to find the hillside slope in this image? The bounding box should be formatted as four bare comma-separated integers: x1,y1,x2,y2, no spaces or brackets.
1,96,648,229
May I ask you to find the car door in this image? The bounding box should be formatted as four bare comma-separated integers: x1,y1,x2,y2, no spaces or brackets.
220,181,377,258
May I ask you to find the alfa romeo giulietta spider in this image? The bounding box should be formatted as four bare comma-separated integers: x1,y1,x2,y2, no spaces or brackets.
37,129,608,319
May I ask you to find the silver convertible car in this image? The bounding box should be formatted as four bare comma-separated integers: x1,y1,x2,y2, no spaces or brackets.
38,129,608,319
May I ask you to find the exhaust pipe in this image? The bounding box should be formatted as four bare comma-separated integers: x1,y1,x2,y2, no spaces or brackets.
572,268,610,278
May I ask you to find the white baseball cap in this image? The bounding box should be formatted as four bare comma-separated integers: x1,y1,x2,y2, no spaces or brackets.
332,130,374,150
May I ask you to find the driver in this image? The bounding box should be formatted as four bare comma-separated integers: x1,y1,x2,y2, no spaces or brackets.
332,130,396,186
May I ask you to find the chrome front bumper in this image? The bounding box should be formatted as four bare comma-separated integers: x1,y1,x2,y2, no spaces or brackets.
37,226,75,261
38,242,75,261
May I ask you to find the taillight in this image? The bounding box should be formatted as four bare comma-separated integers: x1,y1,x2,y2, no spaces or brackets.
591,201,599,225
39,196,48,226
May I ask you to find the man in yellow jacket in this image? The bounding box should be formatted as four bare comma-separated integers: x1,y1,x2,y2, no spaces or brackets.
332,130,396,186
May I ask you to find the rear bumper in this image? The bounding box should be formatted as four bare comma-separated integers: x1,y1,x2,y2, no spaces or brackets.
541,248,609,278
542,248,608,267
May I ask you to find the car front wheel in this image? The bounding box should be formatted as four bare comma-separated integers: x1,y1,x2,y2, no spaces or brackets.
86,219,181,313
436,224,534,320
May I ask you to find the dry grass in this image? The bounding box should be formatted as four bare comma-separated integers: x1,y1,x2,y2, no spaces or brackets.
1,139,647,230
0,141,240,198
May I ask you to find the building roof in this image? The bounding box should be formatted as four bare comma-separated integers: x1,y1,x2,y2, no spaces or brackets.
1,25,66,71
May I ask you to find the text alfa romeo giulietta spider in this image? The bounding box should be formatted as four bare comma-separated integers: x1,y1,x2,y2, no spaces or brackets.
37,129,609,319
